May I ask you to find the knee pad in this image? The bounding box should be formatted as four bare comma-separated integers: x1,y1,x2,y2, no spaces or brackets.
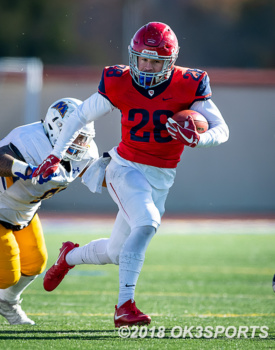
128,196,161,229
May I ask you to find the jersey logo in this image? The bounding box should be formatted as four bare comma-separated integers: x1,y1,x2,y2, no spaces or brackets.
148,90,154,97
72,167,80,174
52,101,69,118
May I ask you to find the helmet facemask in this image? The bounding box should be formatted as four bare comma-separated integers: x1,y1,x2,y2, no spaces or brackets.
64,129,94,161
129,47,178,88
128,22,179,89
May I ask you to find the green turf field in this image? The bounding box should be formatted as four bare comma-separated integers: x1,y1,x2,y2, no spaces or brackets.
0,221,274,349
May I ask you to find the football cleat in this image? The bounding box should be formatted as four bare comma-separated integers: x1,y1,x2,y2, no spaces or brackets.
272,274,275,292
0,298,35,325
43,241,79,292
114,299,151,328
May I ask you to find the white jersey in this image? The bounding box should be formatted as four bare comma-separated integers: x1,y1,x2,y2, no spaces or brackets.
0,122,99,228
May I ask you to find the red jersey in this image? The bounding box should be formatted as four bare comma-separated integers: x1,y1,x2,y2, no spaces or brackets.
98,65,211,168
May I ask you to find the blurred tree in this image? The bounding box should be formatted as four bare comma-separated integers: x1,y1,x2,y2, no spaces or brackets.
167,0,275,68
0,0,77,63
234,0,275,67
0,0,274,68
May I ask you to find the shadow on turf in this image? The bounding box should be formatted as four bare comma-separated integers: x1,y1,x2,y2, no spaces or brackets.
0,329,274,341
0,329,116,341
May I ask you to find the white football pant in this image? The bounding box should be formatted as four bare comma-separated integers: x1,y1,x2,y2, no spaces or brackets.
67,159,169,266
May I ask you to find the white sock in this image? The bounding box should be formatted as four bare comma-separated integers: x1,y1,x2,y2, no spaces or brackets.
66,238,112,265
0,275,37,303
118,251,145,307
117,225,156,308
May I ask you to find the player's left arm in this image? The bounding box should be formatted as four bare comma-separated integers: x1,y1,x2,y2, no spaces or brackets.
190,99,229,147
167,70,223,148
189,70,229,147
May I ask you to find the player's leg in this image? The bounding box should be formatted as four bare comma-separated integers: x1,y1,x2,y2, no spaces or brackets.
0,224,21,291
11,214,47,299
106,160,166,326
107,160,160,305
116,224,156,319
0,224,24,325
66,210,130,266
0,214,46,325
44,211,131,291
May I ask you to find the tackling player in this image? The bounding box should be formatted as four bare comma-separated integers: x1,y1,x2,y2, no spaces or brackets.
35,22,229,327
0,98,98,325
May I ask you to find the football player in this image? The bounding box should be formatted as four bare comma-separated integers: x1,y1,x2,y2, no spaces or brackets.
35,22,229,327
0,98,98,325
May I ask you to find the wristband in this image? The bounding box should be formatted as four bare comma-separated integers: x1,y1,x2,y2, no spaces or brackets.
11,159,29,177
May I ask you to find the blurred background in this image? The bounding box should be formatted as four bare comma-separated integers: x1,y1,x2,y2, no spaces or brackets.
0,0,274,217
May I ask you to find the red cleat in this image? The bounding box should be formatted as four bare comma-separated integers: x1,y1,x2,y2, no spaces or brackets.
43,241,79,292
114,300,151,327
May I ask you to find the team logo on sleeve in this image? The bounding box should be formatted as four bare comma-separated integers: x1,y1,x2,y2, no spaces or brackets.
52,101,68,118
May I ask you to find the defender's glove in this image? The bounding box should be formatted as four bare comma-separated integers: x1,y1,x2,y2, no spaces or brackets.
12,161,57,184
32,154,60,184
13,162,37,181
166,116,200,148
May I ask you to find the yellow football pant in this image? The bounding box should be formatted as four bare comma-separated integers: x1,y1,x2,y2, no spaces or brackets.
0,214,48,289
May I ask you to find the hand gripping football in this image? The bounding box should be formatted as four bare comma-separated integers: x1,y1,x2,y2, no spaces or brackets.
172,110,209,134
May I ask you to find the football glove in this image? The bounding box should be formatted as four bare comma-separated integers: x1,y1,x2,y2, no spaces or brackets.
166,116,200,148
14,163,37,181
32,154,60,184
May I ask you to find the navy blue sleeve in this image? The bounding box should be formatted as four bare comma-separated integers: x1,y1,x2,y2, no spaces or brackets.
98,69,106,94
195,73,212,98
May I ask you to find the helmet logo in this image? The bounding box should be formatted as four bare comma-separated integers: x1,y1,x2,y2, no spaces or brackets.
52,101,68,118
148,90,154,96
142,49,158,56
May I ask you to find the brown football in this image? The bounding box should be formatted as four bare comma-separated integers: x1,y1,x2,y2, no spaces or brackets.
172,109,209,134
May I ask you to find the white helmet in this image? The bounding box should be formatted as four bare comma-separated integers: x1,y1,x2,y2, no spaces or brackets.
43,97,95,161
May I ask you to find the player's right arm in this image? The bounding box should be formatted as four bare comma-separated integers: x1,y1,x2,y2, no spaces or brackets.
0,144,33,179
32,92,114,181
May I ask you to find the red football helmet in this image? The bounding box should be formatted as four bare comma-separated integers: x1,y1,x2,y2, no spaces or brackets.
129,22,179,88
